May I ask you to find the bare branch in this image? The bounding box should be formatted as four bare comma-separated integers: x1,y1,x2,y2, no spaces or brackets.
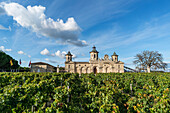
133,50,167,72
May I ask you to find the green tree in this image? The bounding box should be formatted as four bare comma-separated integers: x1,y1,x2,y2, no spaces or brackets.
133,50,167,73
0,51,19,69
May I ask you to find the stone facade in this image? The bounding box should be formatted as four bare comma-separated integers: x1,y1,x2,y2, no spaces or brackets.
31,62,56,72
65,46,124,74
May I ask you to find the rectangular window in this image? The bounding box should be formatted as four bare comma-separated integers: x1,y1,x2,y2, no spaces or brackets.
68,65,70,72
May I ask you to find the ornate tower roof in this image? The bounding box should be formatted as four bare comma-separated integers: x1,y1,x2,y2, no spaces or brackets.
90,46,99,53
112,52,118,56
66,51,73,56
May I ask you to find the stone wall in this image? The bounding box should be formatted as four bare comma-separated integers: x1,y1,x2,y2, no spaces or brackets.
65,60,124,74
31,64,55,72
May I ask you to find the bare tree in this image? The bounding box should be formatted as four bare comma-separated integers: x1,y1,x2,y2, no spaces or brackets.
133,50,167,73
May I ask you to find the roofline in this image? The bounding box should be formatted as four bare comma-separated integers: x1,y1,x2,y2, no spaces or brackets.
111,55,118,56
65,54,73,56
90,51,99,53
75,62,89,63
65,62,90,64
31,62,56,67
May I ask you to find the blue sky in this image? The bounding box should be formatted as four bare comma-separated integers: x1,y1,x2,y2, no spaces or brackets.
0,0,170,70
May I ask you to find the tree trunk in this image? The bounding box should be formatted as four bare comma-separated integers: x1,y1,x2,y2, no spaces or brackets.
147,66,151,73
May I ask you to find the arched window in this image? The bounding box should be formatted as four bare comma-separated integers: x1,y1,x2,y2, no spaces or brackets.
118,65,120,69
80,67,82,74
94,54,96,58
68,65,70,72
86,67,90,73
76,67,78,73
106,67,108,73
93,67,97,74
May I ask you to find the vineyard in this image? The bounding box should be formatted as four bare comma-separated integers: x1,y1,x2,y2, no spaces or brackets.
0,72,169,113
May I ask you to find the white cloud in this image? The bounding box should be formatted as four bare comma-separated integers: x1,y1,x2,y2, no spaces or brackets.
45,58,58,63
40,48,49,55
40,48,76,59
18,51,31,58
9,26,11,31
5,49,12,52
79,13,170,52
55,50,67,59
18,51,24,54
66,40,88,46
1,2,87,46
0,46,12,52
55,50,76,59
48,0,137,29
81,40,88,45
0,4,5,14
0,24,11,30
72,54,76,58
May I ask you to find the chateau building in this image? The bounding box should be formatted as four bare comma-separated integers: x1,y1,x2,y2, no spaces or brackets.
31,62,56,72
65,46,124,74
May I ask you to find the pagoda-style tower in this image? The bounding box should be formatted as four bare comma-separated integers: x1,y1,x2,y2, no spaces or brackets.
111,52,118,62
65,51,73,62
90,46,99,62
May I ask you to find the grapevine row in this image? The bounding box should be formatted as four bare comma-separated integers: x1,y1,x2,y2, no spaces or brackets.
0,72,169,112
